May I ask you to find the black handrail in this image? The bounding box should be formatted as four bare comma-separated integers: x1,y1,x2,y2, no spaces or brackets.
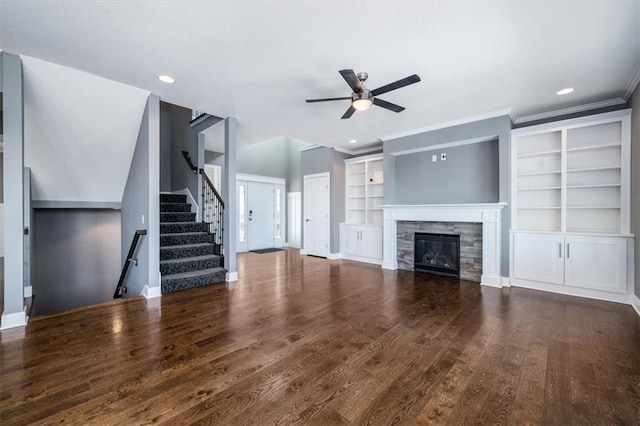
200,170,224,256
181,150,198,174
114,229,147,299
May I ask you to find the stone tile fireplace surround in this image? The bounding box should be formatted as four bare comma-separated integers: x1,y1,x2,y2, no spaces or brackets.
382,203,506,287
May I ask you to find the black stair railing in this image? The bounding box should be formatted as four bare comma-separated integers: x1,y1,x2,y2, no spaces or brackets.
200,169,224,256
114,229,147,299
180,150,225,258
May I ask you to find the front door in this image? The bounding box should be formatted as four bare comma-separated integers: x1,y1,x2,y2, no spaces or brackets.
247,181,274,250
303,173,330,257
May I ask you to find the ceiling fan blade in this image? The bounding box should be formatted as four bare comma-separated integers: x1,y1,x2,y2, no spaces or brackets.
306,97,351,103
371,74,421,97
373,98,405,113
341,105,356,119
339,69,363,93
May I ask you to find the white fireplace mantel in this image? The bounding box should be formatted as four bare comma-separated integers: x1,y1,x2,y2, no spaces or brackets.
382,203,507,287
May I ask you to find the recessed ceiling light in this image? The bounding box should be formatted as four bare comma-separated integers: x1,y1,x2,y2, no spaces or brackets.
557,88,574,95
158,75,175,84
349,139,357,144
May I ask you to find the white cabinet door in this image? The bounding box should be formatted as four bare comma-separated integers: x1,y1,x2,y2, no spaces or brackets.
564,235,627,294
360,226,383,260
513,233,565,285
340,225,360,257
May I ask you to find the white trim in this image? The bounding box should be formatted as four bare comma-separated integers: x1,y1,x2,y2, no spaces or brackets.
141,285,161,299
285,242,300,248
24,286,32,298
631,294,640,318
171,188,199,221
299,249,308,255
511,278,632,305
382,203,507,284
344,153,384,164
340,254,383,266
1,307,27,330
501,276,512,288
512,109,631,135
335,145,383,156
389,135,497,157
299,144,321,152
622,66,640,101
381,109,513,142
226,271,238,282
514,99,627,125
327,252,341,260
237,173,286,185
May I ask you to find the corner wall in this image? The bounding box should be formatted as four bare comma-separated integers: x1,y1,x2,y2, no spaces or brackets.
631,88,640,299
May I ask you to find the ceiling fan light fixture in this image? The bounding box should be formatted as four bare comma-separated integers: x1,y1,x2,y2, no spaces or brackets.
352,98,373,111
557,87,573,95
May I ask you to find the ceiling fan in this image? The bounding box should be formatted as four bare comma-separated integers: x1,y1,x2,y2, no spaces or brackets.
306,69,421,119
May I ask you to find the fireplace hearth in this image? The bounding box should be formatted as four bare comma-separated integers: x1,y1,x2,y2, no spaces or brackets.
414,232,460,278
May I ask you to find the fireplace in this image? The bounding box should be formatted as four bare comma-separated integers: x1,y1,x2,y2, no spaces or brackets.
414,232,460,278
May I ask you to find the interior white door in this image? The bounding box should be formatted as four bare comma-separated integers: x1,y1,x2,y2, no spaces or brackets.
303,173,330,257
248,182,274,250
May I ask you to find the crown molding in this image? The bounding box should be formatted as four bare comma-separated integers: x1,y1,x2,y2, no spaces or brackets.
334,143,383,156
380,108,513,142
514,98,627,125
622,65,640,101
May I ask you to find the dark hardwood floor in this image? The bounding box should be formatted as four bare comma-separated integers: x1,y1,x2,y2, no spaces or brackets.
1,249,638,425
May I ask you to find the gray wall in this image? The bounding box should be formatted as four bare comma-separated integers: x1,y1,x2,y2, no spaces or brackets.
300,146,351,253
631,88,640,298
2,52,25,322
0,153,3,203
32,209,121,316
167,103,196,197
384,115,511,276
121,99,151,297
159,103,172,192
394,140,499,204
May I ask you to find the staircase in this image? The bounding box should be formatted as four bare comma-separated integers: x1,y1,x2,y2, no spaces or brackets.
160,193,226,294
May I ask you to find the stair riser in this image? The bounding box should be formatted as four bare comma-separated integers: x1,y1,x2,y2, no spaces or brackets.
160,203,191,213
161,270,227,294
160,194,187,204
160,257,221,275
161,212,196,223
160,233,210,247
160,222,205,234
160,245,215,260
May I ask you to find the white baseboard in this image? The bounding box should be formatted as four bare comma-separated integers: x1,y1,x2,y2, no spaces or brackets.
285,242,300,248
480,275,502,288
24,286,33,298
381,260,397,270
327,252,341,260
141,285,162,299
226,271,238,282
339,254,383,266
1,307,27,330
501,277,512,288
299,249,307,255
511,278,630,305
632,294,640,317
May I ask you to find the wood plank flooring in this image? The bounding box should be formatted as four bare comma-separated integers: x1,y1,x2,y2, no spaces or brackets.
1,248,638,425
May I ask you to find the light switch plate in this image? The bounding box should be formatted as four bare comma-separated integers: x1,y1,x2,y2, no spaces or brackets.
432,154,437,162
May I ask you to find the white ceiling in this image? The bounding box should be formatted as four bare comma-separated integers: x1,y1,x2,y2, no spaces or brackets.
1,1,639,150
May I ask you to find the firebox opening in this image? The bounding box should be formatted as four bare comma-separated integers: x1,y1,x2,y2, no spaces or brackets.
414,232,461,278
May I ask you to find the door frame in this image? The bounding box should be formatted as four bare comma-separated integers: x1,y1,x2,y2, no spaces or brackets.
203,164,222,192
302,172,330,257
236,173,286,253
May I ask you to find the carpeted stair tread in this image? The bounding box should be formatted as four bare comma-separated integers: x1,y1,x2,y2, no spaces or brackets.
160,243,216,260
160,212,196,222
160,254,222,274
160,232,210,246
160,193,187,203
160,202,192,213
161,267,227,294
160,222,206,234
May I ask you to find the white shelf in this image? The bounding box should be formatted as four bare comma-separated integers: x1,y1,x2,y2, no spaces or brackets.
566,142,621,153
518,207,561,210
518,170,561,177
345,154,384,225
518,186,561,192
566,206,620,210
566,184,621,189
567,166,621,173
517,149,561,158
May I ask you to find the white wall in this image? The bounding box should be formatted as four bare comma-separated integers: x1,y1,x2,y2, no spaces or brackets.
22,55,149,203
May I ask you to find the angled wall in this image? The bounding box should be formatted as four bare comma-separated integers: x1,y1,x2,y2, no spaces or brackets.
21,55,149,204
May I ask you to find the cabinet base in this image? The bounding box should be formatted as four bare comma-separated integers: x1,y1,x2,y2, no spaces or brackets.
510,277,632,305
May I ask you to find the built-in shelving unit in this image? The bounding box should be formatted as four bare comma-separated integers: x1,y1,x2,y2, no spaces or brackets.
345,154,384,225
510,109,633,304
512,111,629,234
